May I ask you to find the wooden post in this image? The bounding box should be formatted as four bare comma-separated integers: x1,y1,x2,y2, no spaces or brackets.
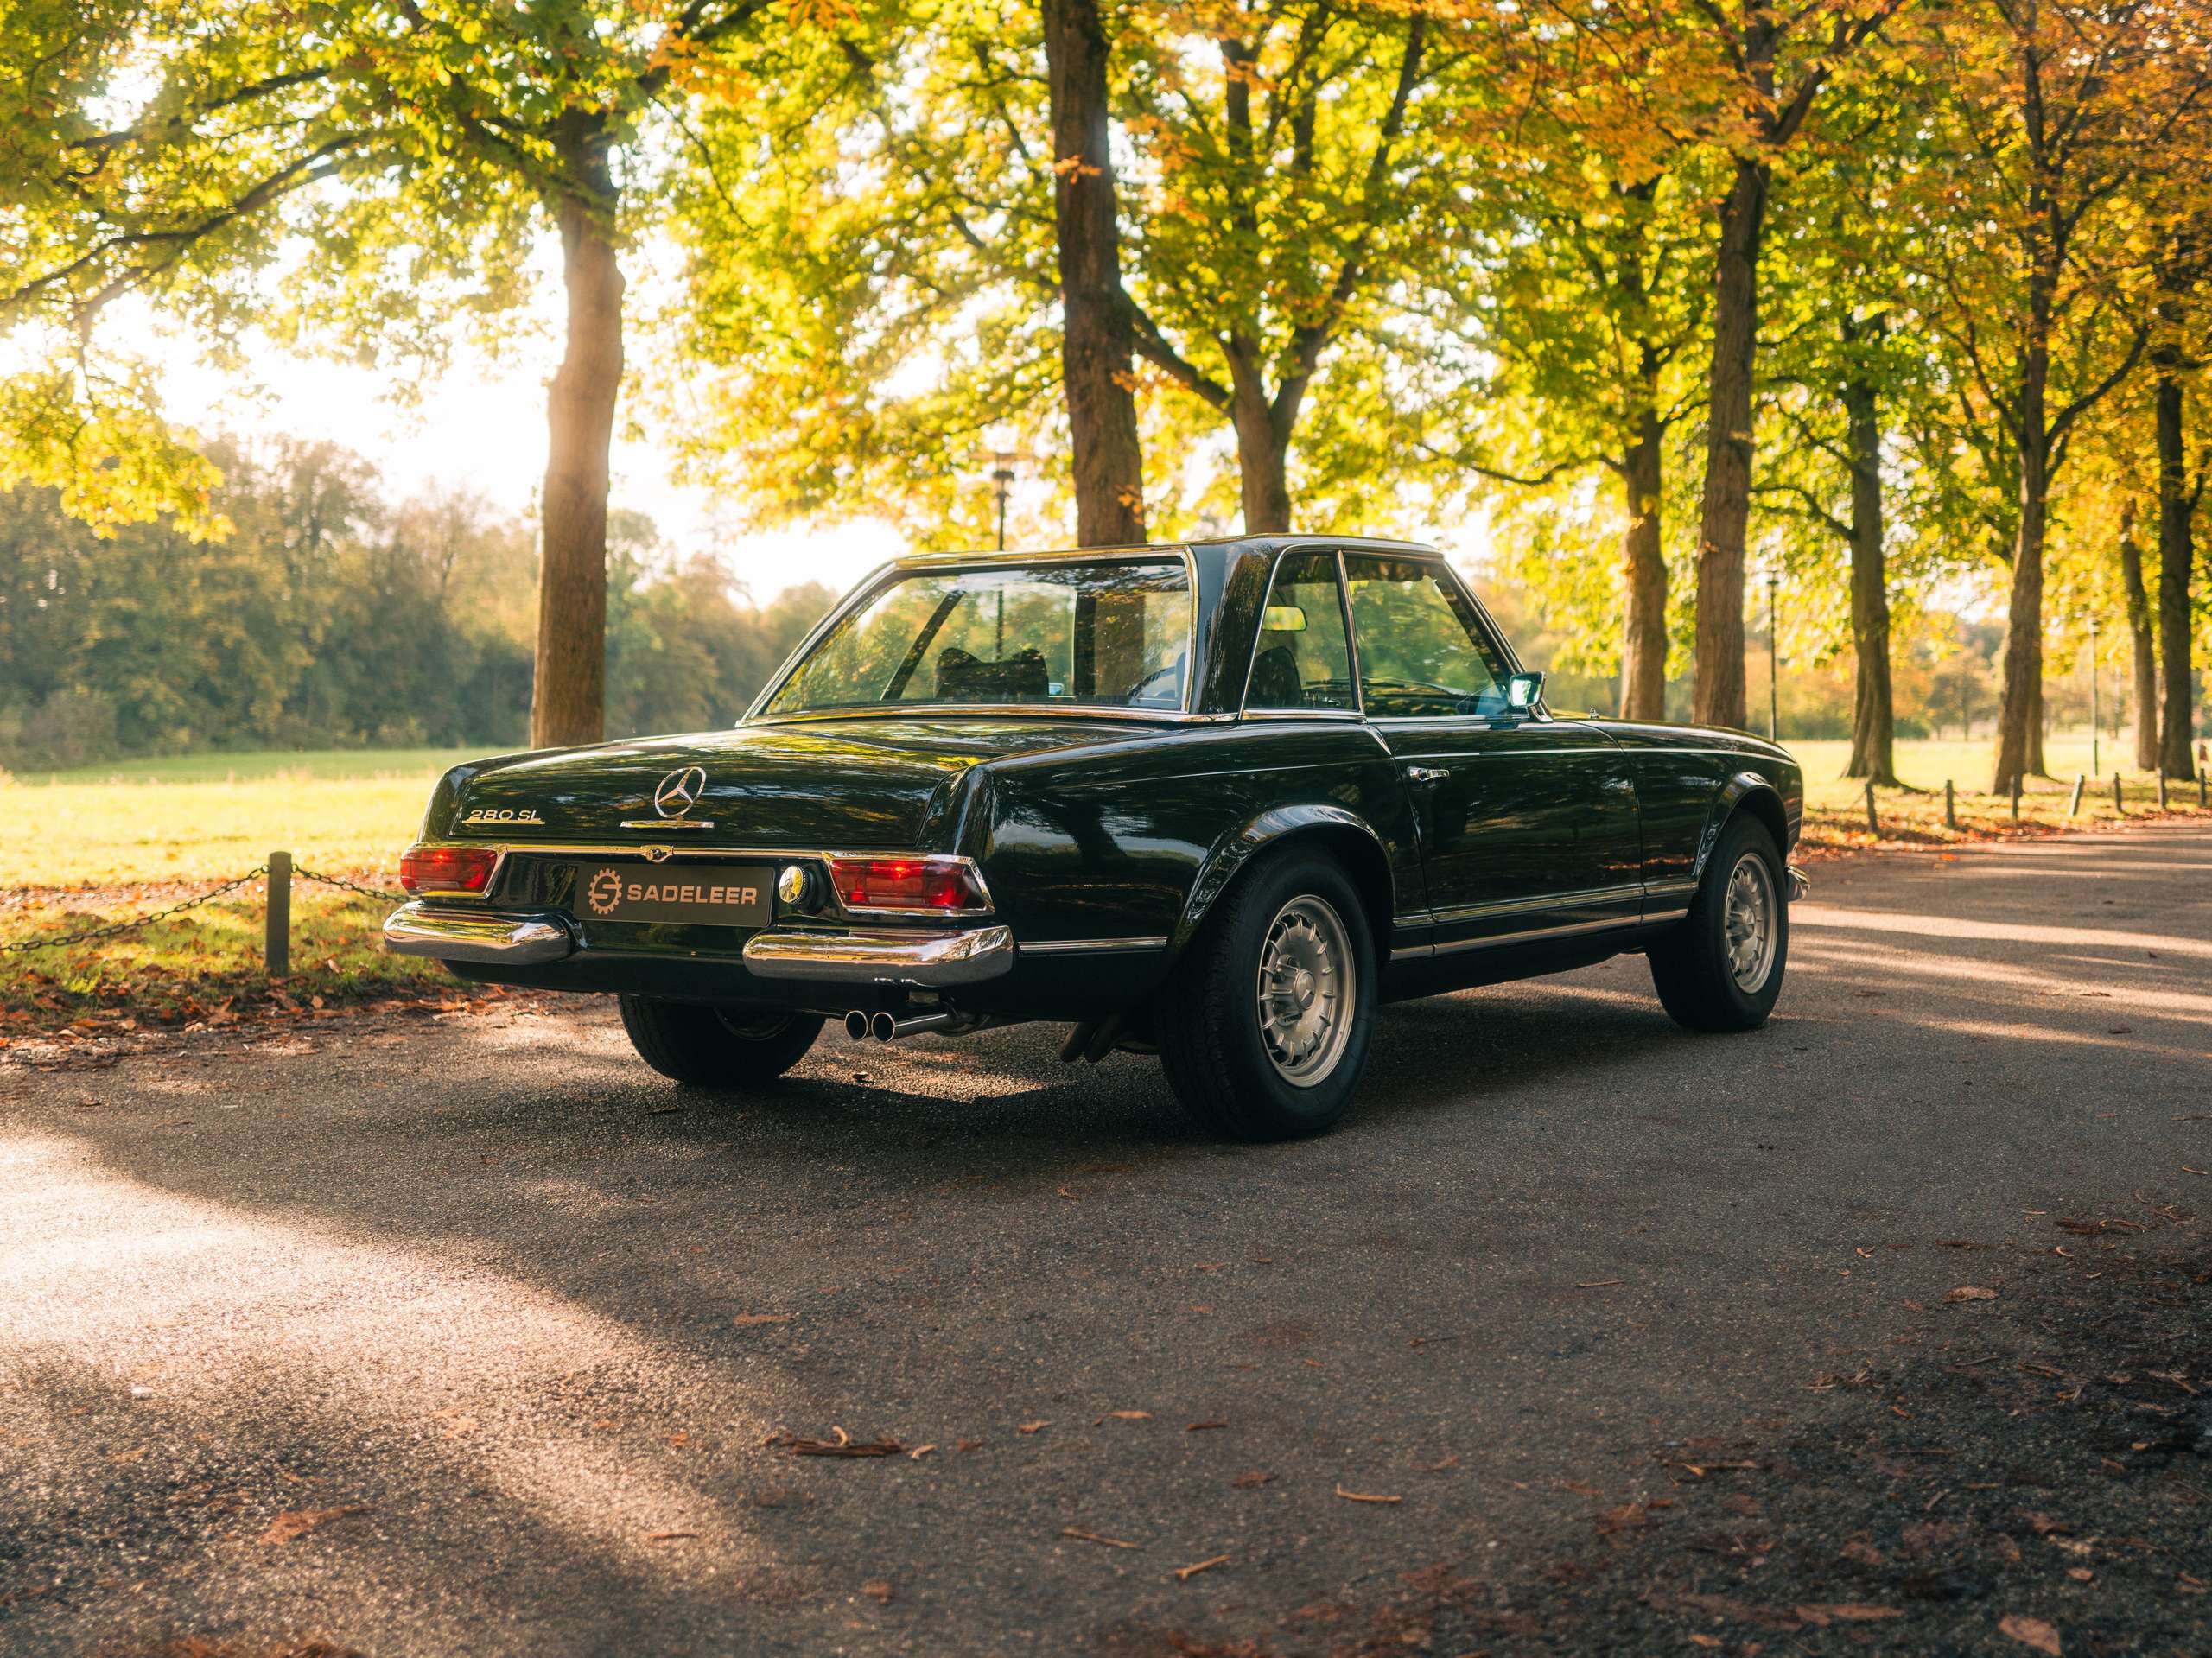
2112,772,2123,816
2011,777,2023,823
2066,774,2085,819
2157,771,2167,810
1944,778,1956,830
265,851,291,979
1863,779,1879,836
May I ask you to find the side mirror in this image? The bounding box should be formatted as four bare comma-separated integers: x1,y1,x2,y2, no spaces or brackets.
1505,670,1545,714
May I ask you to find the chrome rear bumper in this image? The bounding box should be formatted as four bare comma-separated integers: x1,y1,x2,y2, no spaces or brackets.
1786,865,1811,903
383,903,575,965
382,902,1014,988
742,924,1015,986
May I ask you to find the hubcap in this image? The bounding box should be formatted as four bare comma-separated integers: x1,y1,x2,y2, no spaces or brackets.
1256,895,1356,1087
1723,853,1778,993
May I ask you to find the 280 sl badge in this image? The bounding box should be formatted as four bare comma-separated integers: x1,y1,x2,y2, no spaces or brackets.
462,808,543,824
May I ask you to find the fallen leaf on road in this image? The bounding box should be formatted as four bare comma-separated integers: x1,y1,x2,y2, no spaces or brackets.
1104,1410,1151,1420
1688,1637,1722,1651
1841,1540,1885,1566
106,1446,147,1465
1233,1471,1273,1488
1796,1603,1902,1624
1186,1420,1227,1432
732,1312,793,1327
258,1505,367,1546
1999,1613,2062,1654
1335,1483,1402,1504
908,1444,936,1458
1576,1279,1624,1289
1062,1526,1141,1550
1945,1286,1999,1302
646,1529,699,1542
862,1579,893,1603
1173,1553,1230,1581
2183,1166,2209,1177
772,1427,903,1458
1018,1420,1049,1434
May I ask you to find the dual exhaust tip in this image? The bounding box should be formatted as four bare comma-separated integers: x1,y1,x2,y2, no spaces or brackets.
844,1008,955,1043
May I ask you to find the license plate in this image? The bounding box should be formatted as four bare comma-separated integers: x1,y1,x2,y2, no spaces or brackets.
568,861,773,928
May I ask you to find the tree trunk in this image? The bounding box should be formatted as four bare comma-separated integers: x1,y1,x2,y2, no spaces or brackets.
2155,365,2198,778
1230,375,1293,533
531,116,623,749
1618,406,1667,721
1692,154,1770,731
2117,498,2159,772
1840,329,1897,784
1989,448,2050,797
1041,0,1146,546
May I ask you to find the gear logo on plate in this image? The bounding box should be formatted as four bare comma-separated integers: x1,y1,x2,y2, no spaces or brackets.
585,867,625,917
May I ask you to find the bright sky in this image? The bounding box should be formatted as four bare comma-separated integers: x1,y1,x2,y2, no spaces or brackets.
121,270,910,606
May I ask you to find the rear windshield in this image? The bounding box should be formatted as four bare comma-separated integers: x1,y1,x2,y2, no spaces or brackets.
764,559,1192,715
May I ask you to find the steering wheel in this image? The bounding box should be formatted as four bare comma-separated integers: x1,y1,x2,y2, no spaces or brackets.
1123,661,1184,703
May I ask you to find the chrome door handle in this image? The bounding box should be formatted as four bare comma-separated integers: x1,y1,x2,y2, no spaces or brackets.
1405,765,1451,785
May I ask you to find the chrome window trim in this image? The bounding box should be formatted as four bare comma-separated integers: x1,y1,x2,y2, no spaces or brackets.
411,843,998,922
1237,544,1361,719
1338,550,1556,730
742,546,1203,723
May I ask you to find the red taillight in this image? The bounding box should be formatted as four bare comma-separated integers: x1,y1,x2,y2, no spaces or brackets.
826,855,988,912
399,843,499,896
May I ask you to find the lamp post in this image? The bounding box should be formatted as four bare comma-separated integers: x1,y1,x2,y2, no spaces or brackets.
990,454,1018,553
1765,565,1781,742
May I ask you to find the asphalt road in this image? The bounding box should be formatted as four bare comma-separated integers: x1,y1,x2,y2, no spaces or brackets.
3,824,2207,1656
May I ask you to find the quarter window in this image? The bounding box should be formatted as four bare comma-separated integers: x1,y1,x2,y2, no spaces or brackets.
1246,551,1354,711
1342,556,1511,718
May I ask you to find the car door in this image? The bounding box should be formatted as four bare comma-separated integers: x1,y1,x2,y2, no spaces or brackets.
1342,553,1643,951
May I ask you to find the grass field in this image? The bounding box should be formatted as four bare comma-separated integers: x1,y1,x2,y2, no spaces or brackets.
0,735,2202,1032
0,748,483,889
0,747,480,1028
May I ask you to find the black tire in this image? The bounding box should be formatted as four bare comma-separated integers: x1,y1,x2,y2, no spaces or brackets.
1648,814,1789,1032
1154,849,1377,1141
617,998,823,1088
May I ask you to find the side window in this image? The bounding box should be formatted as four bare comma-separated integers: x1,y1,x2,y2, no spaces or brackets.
1246,551,1355,711
1342,556,1510,718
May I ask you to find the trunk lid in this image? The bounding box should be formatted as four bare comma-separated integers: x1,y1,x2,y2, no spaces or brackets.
442,717,1153,848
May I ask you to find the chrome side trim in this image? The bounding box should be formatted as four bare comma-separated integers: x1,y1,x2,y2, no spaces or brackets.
1391,912,1640,962
1427,883,1643,926
616,818,715,831
1019,936,1169,955
1643,877,1700,899
382,903,575,966
741,925,1016,986
1431,914,1636,955
1640,903,1692,924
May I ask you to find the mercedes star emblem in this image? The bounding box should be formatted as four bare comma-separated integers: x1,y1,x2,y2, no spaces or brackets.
652,765,708,819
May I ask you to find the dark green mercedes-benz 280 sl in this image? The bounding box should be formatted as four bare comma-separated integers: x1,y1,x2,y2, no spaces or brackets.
385,536,1805,1140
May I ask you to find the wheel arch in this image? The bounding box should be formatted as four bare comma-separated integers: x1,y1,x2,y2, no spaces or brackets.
1695,772,1790,881
1172,805,1395,963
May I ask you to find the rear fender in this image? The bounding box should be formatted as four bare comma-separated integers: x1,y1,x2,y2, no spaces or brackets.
1173,804,1395,960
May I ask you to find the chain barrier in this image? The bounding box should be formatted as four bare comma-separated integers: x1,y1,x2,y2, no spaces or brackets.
295,867,404,904
0,861,401,956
